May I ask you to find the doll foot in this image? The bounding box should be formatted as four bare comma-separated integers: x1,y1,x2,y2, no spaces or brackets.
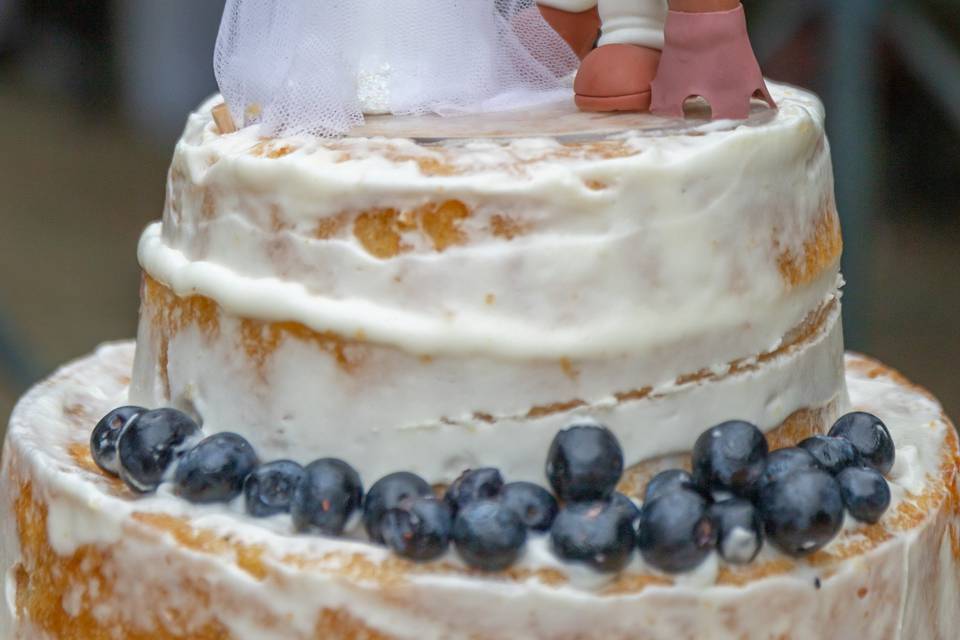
650,4,775,120
574,44,661,112
537,5,601,60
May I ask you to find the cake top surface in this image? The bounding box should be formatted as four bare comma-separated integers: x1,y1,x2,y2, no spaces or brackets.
184,83,822,184
350,91,789,140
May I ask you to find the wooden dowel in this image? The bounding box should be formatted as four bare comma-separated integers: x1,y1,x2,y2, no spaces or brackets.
212,103,237,134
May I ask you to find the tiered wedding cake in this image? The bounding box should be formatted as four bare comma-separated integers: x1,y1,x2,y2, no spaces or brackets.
2,2,958,637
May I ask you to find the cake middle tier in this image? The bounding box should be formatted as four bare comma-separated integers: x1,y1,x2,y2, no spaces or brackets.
131,273,845,484
131,84,846,483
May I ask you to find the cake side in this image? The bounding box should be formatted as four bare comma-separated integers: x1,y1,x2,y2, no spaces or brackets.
131,275,844,483
3,345,958,639
144,83,838,363
130,83,846,483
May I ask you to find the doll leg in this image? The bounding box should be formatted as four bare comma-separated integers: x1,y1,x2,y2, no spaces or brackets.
650,0,775,119
537,0,601,60
574,0,667,112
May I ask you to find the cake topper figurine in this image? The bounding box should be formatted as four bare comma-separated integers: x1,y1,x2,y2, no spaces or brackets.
214,0,579,136
212,0,774,137
652,0,776,119
537,0,775,119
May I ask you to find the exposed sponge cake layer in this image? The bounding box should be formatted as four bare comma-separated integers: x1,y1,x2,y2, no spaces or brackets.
131,279,845,484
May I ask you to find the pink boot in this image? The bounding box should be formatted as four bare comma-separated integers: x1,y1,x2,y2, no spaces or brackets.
575,44,661,112
650,4,775,120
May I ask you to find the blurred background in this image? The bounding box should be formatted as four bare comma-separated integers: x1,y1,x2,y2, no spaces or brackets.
0,1,958,430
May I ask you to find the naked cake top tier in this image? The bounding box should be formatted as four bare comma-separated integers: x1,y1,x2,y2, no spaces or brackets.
132,84,845,483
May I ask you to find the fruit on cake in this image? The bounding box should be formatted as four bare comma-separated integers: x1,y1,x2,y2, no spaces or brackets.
2,1,958,639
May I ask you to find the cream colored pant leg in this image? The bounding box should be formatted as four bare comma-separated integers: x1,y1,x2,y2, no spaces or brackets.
598,0,666,49
536,0,667,50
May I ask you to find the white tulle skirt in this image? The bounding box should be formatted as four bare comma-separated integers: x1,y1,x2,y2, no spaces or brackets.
214,0,580,136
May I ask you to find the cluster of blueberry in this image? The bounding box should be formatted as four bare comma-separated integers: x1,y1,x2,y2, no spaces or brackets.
89,406,893,574
641,412,895,571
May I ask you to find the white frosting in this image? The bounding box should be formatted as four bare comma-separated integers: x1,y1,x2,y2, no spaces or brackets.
41,485,130,561
2,345,957,639
147,83,835,362
139,222,837,361
720,526,760,565
1,568,15,640
131,293,846,484
131,82,845,484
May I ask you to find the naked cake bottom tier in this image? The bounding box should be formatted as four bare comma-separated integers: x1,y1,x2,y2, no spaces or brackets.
2,343,958,639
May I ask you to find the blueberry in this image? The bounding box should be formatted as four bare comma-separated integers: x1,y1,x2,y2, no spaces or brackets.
692,421,768,497
452,500,527,571
611,492,642,524
758,447,822,490
829,412,895,475
90,406,145,475
291,458,364,536
244,460,306,517
637,489,715,573
644,469,698,502
364,472,433,543
444,468,504,513
709,499,763,564
501,482,558,532
798,436,862,475
381,497,453,562
545,424,624,502
174,432,259,503
836,467,891,524
550,501,635,572
709,489,736,503
117,408,201,493
758,469,844,557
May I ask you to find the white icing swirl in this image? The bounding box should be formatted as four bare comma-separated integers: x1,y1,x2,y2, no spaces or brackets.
139,222,839,360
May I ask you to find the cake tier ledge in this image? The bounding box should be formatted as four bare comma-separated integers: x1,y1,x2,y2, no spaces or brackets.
3,343,958,639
